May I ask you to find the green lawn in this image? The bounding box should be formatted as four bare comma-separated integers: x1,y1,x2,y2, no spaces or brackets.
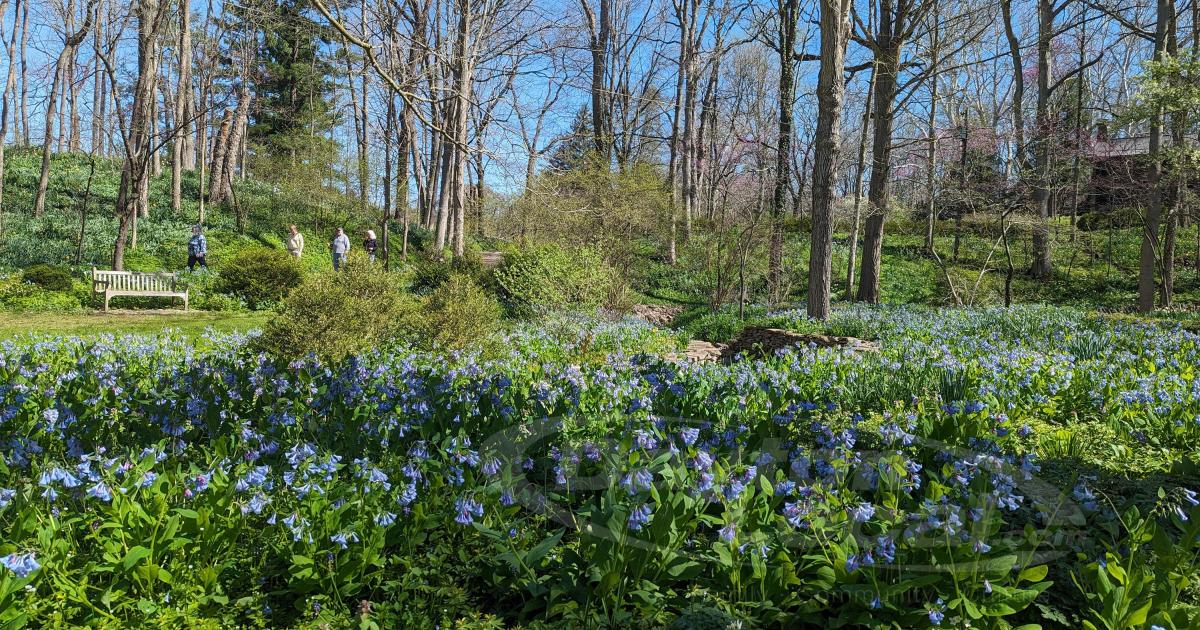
0,310,269,339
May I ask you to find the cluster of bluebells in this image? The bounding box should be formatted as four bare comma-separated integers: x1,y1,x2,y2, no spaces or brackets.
0,308,1198,621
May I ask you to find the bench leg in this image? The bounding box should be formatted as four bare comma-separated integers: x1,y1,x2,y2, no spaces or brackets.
104,293,111,312
183,295,189,312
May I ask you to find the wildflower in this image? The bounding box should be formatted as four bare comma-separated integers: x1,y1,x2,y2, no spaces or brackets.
87,482,112,502
718,522,736,543
454,496,484,526
330,532,359,549
0,552,39,578
621,468,654,495
847,502,875,523
376,512,397,527
0,488,14,509
627,503,653,531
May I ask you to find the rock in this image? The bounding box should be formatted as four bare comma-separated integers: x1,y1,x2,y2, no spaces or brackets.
631,303,684,326
721,327,880,360
670,340,726,363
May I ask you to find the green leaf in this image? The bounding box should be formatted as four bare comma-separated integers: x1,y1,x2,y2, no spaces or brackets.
1018,564,1049,583
123,546,152,570
524,529,564,567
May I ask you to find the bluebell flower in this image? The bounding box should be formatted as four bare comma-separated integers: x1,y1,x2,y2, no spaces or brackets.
0,488,14,509
627,503,653,531
621,468,654,495
455,496,484,526
330,532,359,549
87,482,112,502
718,522,736,543
0,552,40,578
848,502,875,523
376,512,397,526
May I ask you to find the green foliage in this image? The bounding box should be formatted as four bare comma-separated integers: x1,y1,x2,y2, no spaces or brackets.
20,264,75,292
409,255,453,295
0,273,86,313
417,273,502,351
254,261,419,361
215,247,304,310
493,244,617,316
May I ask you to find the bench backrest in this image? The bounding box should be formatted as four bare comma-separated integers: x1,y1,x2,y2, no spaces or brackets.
92,268,179,293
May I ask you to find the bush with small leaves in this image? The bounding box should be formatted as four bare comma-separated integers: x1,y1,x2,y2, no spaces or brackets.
216,247,304,310
254,260,419,361
417,273,502,351
21,264,75,292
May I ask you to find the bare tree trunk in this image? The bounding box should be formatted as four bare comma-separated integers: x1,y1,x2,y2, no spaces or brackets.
34,3,96,217
1029,0,1055,279
91,3,104,156
18,0,28,145
923,8,939,251
0,0,16,234
856,44,900,304
114,0,168,271
809,0,852,319
171,0,191,211
1138,0,1173,312
847,68,876,299
769,0,799,304
581,0,612,164
207,109,231,206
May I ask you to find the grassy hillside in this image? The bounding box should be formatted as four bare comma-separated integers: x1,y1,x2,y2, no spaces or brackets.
0,147,386,273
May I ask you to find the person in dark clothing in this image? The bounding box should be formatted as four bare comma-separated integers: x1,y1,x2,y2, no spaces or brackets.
188,225,208,270
363,230,378,263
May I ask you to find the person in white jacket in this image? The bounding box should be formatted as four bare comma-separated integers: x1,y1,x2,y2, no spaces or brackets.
287,225,305,259
330,227,350,271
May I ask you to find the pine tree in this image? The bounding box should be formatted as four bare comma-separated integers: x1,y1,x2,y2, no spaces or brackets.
240,0,339,168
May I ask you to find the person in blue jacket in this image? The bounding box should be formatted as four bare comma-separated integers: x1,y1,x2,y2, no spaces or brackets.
188,225,208,270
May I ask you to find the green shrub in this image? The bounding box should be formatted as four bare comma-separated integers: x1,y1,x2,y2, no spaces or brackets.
410,255,452,294
21,264,75,292
215,247,304,310
418,273,502,351
0,273,85,312
254,261,419,361
492,244,616,316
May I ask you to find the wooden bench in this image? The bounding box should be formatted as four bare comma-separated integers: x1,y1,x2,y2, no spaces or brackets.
92,268,189,312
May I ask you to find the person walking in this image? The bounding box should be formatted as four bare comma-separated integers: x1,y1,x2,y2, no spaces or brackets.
331,227,350,271
287,225,305,259
363,230,378,263
187,225,208,271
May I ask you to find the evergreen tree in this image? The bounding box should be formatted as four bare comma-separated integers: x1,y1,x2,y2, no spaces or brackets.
240,0,339,168
547,106,594,172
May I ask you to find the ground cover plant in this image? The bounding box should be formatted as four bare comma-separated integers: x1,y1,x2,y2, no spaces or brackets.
1,306,1197,628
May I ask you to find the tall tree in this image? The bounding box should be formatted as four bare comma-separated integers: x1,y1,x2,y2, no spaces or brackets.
113,0,171,270
809,0,853,319
33,0,98,218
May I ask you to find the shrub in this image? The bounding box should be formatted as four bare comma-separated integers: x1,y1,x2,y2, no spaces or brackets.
410,255,452,295
0,273,85,312
216,247,304,310
254,261,419,361
493,244,616,316
417,273,502,351
21,264,75,292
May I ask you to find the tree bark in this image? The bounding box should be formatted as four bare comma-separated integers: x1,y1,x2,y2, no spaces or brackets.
114,0,168,271
769,0,799,304
1138,0,1173,312
171,0,191,211
809,0,853,319
847,67,876,299
0,0,19,233
34,2,96,217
